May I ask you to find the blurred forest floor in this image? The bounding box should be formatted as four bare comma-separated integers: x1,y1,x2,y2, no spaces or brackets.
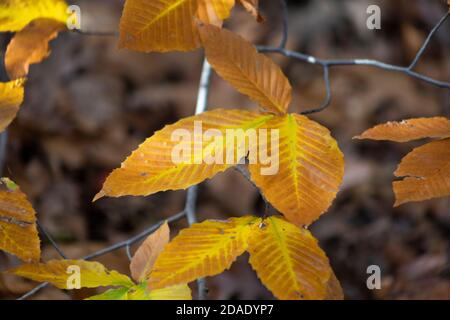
0,0,449,300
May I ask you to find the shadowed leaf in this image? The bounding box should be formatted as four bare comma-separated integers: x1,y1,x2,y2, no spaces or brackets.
5,19,64,79
130,221,170,282
0,177,40,262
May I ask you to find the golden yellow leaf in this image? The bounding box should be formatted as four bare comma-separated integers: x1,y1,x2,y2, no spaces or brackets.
198,24,292,115
208,0,235,19
355,117,450,142
119,0,200,52
0,0,68,32
249,114,344,226
0,79,25,133
5,19,64,80
86,287,130,300
247,216,333,300
145,284,191,300
393,138,450,206
7,260,134,289
130,221,170,282
238,0,263,22
87,283,191,300
95,109,273,200
148,216,257,289
0,177,40,262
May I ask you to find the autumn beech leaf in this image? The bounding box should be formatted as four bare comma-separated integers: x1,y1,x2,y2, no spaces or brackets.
246,216,333,300
148,216,257,289
0,79,25,133
130,221,170,282
393,138,450,206
87,283,191,300
356,117,450,206
95,109,273,200
0,0,69,32
249,114,344,226
198,24,292,115
7,260,134,289
119,0,201,52
238,0,263,22
354,117,450,142
5,19,65,80
0,178,40,262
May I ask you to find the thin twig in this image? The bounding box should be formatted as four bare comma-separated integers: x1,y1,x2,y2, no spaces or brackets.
17,210,186,300
36,221,68,259
185,58,213,301
258,4,450,114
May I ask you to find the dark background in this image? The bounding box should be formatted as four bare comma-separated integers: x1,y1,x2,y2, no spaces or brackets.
0,0,449,300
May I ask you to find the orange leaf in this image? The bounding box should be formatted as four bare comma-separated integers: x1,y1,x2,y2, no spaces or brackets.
238,0,263,22
393,138,450,206
0,178,40,262
249,114,344,226
247,216,333,300
355,117,450,142
197,0,235,26
5,18,64,80
119,0,201,52
198,24,292,115
0,79,25,133
130,222,170,282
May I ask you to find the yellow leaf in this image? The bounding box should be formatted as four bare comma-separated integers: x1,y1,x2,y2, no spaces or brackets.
238,0,263,22
119,0,200,52
130,221,170,282
148,216,257,289
198,24,292,115
0,0,68,32
0,177,40,262
249,114,344,226
145,284,192,300
355,117,450,142
86,287,130,300
95,109,273,200
87,283,192,300
0,79,25,133
208,0,235,20
393,138,450,206
247,216,333,300
5,19,64,80
7,260,134,289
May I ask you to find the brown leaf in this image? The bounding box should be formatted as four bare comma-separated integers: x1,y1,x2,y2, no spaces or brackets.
130,222,170,283
355,117,450,142
5,18,65,80
393,138,450,206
